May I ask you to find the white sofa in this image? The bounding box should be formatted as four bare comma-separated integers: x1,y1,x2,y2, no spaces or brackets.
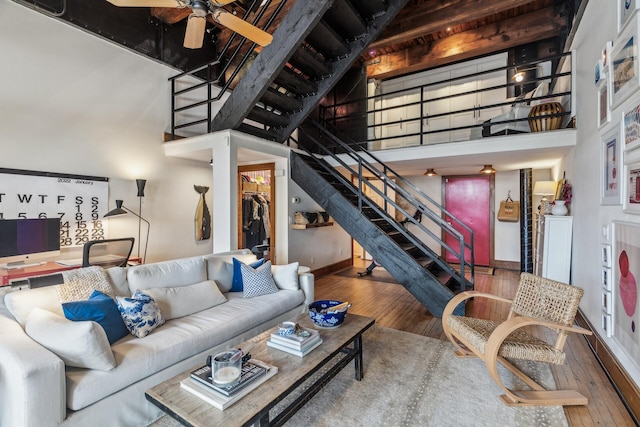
0,250,314,427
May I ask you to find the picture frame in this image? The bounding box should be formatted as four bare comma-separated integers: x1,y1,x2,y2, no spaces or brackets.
623,96,640,151
602,290,613,315
602,244,613,267
595,60,604,86
601,126,622,205
611,16,640,108
598,81,611,128
602,266,613,291
619,0,640,34
611,221,640,363
624,146,640,213
602,312,613,338
604,41,613,69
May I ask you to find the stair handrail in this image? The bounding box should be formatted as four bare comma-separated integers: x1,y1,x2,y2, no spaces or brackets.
306,119,475,268
298,123,473,287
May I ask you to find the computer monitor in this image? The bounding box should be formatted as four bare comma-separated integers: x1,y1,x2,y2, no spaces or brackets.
0,218,61,268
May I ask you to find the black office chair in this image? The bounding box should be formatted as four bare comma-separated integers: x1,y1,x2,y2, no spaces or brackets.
82,238,135,268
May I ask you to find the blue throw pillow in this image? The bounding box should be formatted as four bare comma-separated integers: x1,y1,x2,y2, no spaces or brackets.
116,290,165,338
231,257,265,292
62,290,129,344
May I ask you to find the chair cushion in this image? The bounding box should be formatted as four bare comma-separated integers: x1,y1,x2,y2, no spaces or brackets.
25,308,116,371
446,315,566,364
142,280,227,320
116,290,165,338
62,290,129,344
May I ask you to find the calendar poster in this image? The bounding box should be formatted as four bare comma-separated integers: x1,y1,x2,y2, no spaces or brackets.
0,168,109,247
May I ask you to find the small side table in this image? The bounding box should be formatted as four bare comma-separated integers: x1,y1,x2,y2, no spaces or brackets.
528,102,565,132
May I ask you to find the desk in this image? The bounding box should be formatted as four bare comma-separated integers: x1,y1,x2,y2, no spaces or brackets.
0,257,142,286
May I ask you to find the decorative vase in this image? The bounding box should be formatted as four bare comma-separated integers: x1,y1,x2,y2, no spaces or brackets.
551,200,568,215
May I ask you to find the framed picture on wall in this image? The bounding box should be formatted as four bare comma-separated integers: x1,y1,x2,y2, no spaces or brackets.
624,146,640,213
603,266,613,291
623,97,640,151
602,126,622,205
611,16,640,108
619,0,640,33
598,81,611,128
611,221,640,364
602,244,613,267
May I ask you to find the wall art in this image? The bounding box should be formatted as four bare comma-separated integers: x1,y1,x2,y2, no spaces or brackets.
612,221,640,365
598,81,611,128
612,16,640,108
619,0,640,34
624,146,640,213
623,97,640,151
601,126,622,205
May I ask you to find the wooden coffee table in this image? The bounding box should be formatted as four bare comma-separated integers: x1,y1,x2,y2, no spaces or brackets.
145,313,375,426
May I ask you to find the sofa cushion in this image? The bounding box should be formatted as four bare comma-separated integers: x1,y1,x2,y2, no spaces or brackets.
106,267,130,296
271,262,300,291
231,257,265,292
62,290,129,344
142,280,227,320
25,308,116,371
4,286,64,327
57,266,114,303
127,257,207,293
65,289,305,410
242,261,279,298
204,251,257,292
116,290,165,338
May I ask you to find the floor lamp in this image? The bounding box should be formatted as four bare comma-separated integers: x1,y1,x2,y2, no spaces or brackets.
104,199,150,264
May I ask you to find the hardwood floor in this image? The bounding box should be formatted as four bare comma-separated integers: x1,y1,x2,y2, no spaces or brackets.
314,262,637,426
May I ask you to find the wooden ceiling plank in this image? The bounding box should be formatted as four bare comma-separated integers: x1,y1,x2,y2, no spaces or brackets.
367,5,566,80
370,0,538,50
151,7,192,24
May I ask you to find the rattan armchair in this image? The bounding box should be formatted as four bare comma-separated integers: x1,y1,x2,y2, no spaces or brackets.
442,272,592,407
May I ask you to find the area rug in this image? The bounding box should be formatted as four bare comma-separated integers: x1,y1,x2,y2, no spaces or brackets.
150,326,567,427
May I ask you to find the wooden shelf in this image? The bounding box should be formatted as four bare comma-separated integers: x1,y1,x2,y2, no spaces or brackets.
291,222,334,230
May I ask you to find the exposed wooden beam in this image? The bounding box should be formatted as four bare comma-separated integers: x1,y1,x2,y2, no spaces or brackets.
366,6,566,80
370,0,537,49
211,0,336,131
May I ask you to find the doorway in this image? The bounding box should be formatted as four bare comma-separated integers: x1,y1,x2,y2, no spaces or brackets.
238,163,275,261
443,174,494,266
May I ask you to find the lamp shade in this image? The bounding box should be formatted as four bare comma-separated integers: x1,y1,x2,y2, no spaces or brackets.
136,179,147,197
533,181,557,196
424,168,438,176
104,200,127,217
479,165,496,174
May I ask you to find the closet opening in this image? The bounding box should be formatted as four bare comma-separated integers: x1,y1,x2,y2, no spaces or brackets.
238,163,275,262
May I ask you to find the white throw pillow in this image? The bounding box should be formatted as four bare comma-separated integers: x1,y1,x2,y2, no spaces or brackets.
4,286,64,327
142,280,227,320
25,308,116,371
271,262,300,291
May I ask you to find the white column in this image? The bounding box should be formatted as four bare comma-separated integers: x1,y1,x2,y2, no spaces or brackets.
211,135,238,253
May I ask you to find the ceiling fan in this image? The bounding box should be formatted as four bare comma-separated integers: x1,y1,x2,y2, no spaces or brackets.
106,0,273,49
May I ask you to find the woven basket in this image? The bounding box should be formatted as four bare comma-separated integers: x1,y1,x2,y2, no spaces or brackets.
528,102,564,132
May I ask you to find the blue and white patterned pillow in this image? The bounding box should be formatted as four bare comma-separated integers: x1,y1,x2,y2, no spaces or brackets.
241,260,279,298
116,290,165,338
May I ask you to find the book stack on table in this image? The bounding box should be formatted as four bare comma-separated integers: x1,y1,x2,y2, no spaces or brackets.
180,359,277,410
266,326,322,357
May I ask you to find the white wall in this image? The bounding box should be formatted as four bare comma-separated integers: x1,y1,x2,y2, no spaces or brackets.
1,0,213,263
570,1,640,385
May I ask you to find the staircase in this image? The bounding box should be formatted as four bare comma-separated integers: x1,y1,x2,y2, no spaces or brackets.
169,0,409,141
291,121,474,317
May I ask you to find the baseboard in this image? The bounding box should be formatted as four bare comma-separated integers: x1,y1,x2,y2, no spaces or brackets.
310,258,352,277
575,310,640,424
492,260,520,270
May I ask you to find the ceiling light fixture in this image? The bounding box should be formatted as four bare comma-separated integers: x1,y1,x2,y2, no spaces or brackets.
424,168,438,176
479,165,496,174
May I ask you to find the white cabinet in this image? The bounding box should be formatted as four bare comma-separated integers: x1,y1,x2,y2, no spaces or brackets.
535,215,573,283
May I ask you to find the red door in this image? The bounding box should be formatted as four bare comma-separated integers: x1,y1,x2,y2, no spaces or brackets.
444,176,491,266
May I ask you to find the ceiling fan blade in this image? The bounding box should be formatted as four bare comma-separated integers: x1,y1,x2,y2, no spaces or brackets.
212,9,273,47
209,0,237,5
106,0,181,7
184,14,207,49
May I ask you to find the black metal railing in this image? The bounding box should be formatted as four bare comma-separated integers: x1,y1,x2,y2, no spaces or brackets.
298,119,474,291
167,0,288,139
319,52,573,152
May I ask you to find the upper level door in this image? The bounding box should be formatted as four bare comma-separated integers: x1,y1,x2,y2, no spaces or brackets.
443,175,493,266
